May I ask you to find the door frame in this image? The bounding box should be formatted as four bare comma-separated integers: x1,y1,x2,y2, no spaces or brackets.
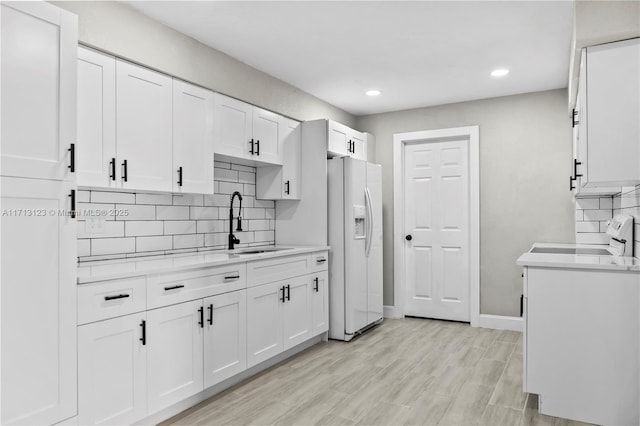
393,126,480,327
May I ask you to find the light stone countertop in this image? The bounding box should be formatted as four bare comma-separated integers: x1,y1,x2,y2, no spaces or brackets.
77,245,330,284
516,242,640,272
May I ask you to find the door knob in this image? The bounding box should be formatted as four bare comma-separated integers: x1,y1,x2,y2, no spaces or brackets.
405,234,412,241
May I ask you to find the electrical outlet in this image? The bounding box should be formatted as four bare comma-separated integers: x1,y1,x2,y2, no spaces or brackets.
85,217,106,235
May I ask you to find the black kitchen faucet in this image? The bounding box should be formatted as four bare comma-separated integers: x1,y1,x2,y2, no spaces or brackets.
228,191,243,250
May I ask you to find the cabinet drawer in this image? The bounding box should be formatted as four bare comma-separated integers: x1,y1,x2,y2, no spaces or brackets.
78,276,146,325
247,255,310,287
147,264,246,309
309,251,329,273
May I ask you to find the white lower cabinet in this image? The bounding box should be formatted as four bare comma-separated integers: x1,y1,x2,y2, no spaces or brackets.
78,313,147,426
247,281,285,368
147,300,204,415
203,290,247,388
283,275,313,350
311,271,329,335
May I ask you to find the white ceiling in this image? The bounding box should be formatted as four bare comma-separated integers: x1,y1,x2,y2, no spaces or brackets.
124,1,573,116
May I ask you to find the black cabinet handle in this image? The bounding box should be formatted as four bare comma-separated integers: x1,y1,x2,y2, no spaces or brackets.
104,294,130,301
280,286,286,303
520,294,524,317
208,304,213,325
316,258,326,264
284,180,290,195
224,275,240,280
109,158,116,181
198,306,204,328
574,159,582,178
286,284,291,301
314,277,319,292
569,176,576,191
177,166,183,187
249,139,255,155
69,189,76,219
140,320,146,346
164,284,184,291
405,234,412,241
68,143,75,172
256,139,260,156
572,109,579,127
122,159,128,182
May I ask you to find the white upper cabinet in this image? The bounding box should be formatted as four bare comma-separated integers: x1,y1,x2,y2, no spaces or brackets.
327,120,367,160
256,117,301,200
577,38,640,188
1,1,77,182
173,80,214,194
213,93,282,165
77,47,117,188
116,60,173,192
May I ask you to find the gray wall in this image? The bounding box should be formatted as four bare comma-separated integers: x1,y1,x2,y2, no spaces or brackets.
52,1,356,127
356,89,575,316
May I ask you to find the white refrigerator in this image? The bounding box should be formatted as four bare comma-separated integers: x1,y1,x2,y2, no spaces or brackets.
328,157,383,341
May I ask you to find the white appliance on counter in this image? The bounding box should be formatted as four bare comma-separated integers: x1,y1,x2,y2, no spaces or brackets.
606,214,634,256
328,157,383,341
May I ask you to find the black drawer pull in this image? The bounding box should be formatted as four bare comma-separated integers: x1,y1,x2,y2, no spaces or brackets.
104,294,130,301
68,143,75,172
314,277,319,292
316,258,326,264
140,320,146,346
224,275,240,280
164,284,185,291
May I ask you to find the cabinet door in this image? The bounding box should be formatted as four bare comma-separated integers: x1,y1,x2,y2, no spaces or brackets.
213,93,253,160
1,2,77,181
1,177,77,425
173,80,214,194
147,300,204,415
78,313,147,425
77,47,117,188
253,107,281,165
281,118,301,199
311,271,329,336
116,60,172,192
327,120,350,157
203,290,247,388
246,281,284,368
351,131,367,161
283,275,313,350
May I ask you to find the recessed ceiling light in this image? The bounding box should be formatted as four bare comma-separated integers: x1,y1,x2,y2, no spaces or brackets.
366,90,381,96
491,69,510,77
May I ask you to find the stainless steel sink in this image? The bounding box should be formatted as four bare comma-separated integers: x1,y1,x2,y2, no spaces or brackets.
234,247,293,255
530,247,612,255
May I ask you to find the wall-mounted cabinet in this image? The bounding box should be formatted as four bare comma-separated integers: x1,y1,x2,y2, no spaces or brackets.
328,120,367,160
256,117,301,200
77,47,215,194
571,38,640,192
213,93,282,165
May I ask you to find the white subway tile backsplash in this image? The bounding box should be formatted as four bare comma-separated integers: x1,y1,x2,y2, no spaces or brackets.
136,235,173,252
156,205,190,220
575,210,584,221
78,161,275,261
77,220,125,239
576,221,600,233
575,198,600,210
582,209,612,221
575,233,610,245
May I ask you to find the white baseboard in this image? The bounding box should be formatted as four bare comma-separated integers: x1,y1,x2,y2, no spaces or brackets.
383,305,402,319
478,314,523,332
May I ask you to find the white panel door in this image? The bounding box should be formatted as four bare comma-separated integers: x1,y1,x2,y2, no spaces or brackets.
283,275,313,350
147,301,204,415
366,163,384,324
253,107,281,165
203,290,247,388
78,313,147,426
1,177,77,425
116,60,172,192
77,47,117,188
280,117,301,199
173,79,214,194
311,272,329,335
246,281,284,368
213,93,253,160
327,120,350,156
404,139,470,322
351,131,367,161
1,2,77,181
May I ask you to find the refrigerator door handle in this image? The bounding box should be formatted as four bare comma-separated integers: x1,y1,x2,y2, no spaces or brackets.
365,187,373,257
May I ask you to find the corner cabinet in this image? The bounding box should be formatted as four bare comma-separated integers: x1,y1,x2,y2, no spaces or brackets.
1,2,78,425
213,93,282,165
571,38,640,191
256,117,301,200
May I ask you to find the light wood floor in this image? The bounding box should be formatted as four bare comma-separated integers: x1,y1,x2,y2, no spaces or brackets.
163,318,592,426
